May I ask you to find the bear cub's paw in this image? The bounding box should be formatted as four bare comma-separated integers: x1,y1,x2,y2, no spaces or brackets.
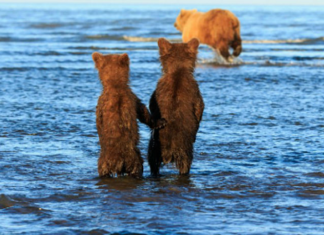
153,118,168,130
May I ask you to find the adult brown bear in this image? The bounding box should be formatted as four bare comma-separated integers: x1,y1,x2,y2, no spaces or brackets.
174,9,242,62
92,52,166,178
148,38,204,176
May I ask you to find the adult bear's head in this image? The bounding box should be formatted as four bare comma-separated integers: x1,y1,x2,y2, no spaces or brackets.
174,9,197,32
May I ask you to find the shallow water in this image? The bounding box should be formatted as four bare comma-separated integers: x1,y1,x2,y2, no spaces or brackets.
1,3,324,234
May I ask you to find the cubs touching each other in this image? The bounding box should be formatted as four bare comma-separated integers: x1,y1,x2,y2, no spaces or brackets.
174,8,242,62
92,52,166,178
148,38,204,176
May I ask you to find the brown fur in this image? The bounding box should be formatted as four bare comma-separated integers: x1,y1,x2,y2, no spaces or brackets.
148,38,204,176
92,52,165,178
174,9,242,61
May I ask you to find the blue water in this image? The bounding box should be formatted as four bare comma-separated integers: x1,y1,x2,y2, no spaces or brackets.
1,3,324,234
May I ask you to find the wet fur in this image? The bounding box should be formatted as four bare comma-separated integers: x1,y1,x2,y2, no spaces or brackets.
93,52,159,178
174,9,242,61
148,38,204,176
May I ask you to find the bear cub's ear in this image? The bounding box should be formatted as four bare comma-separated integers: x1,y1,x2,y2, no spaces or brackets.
119,53,129,67
92,52,104,69
158,38,172,56
187,38,200,53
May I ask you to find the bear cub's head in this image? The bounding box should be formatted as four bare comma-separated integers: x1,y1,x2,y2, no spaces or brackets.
92,52,130,85
158,38,199,73
174,9,197,32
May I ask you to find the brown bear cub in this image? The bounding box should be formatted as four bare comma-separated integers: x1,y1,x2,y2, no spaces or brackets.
148,38,204,176
92,52,166,178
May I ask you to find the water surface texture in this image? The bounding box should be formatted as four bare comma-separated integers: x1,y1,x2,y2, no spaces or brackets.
1,4,324,234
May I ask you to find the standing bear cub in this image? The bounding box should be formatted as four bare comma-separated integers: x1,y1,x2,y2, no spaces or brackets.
92,52,166,178
148,38,204,176
174,9,242,62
